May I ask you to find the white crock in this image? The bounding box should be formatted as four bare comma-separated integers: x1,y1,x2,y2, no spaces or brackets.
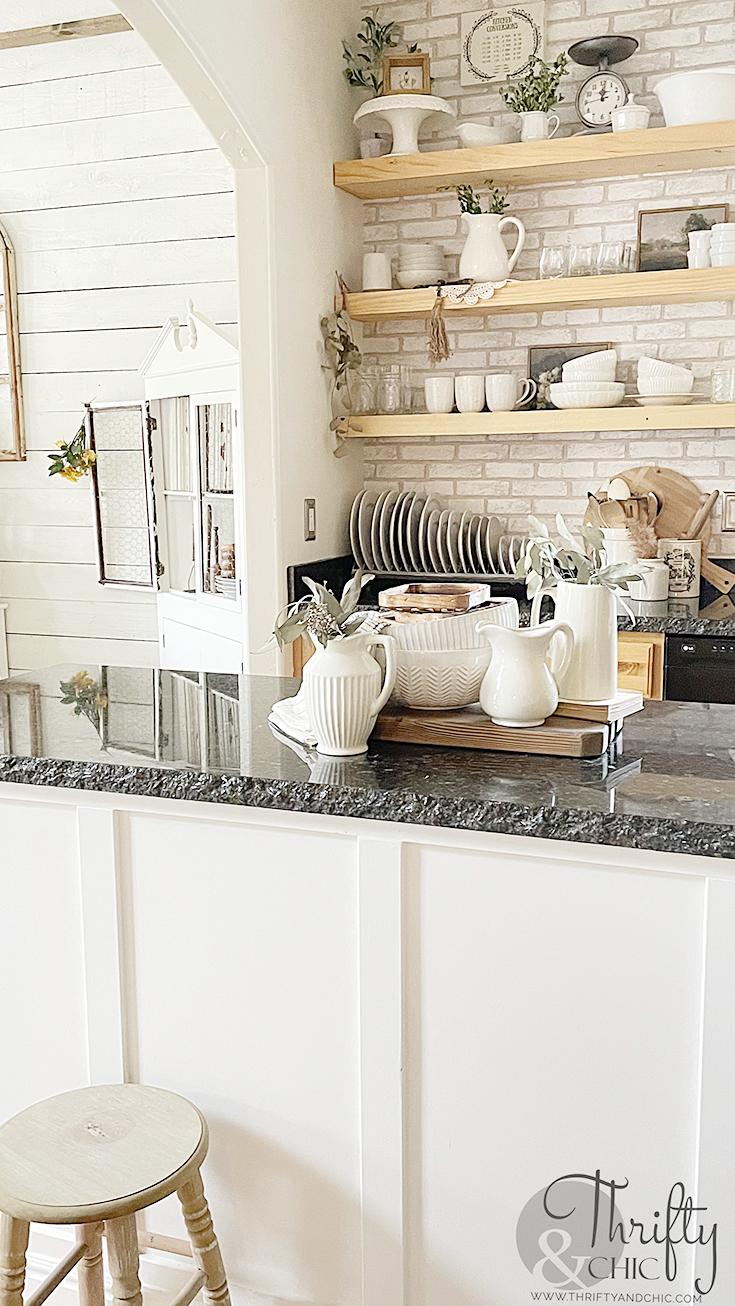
302,631,396,756
459,212,526,282
519,110,560,141
531,581,618,704
478,621,574,728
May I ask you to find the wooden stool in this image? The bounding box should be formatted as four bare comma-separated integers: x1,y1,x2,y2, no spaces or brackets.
0,1085,230,1306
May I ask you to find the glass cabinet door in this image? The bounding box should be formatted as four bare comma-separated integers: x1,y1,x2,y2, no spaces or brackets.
159,397,196,595
197,400,237,601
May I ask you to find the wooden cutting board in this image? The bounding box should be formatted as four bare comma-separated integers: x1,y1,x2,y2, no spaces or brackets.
585,465,712,551
374,705,610,757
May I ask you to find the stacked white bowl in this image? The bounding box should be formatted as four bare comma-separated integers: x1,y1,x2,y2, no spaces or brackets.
397,243,447,289
637,355,695,396
710,222,735,268
548,349,625,409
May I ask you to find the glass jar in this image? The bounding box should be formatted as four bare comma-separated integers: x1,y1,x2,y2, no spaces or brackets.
351,365,380,415
378,364,402,414
711,365,735,404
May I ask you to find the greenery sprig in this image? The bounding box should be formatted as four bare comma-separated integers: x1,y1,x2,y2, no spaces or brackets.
501,52,568,114
48,419,96,483
342,16,418,96
443,180,510,216
321,309,362,405
517,514,642,600
274,570,373,650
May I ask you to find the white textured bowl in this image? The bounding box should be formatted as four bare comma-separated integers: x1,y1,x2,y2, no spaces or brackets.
638,375,695,395
550,382,625,409
551,381,623,392
562,368,617,383
391,647,492,709
384,598,519,652
396,269,445,288
638,356,694,382
712,251,735,267
457,121,515,147
654,68,735,127
562,349,618,379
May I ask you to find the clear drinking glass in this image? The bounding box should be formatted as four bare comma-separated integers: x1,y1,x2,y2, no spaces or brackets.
378,364,402,414
596,241,625,275
351,365,380,415
712,365,735,403
399,364,414,413
569,245,595,277
539,247,568,279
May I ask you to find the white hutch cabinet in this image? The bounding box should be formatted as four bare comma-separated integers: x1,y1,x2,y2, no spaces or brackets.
87,308,244,672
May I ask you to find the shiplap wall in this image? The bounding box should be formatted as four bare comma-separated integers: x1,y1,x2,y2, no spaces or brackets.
0,0,236,673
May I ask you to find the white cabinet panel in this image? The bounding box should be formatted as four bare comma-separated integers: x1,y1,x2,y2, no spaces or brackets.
123,812,362,1304
404,845,706,1306
0,800,88,1115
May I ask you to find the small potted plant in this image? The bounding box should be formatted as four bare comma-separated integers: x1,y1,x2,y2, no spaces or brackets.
444,181,525,283
518,514,641,703
274,572,395,757
501,52,568,141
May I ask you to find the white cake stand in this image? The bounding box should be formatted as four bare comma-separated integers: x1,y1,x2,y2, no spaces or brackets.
354,94,456,156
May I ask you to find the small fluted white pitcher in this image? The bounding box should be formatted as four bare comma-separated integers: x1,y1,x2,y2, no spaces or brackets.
303,632,396,756
478,621,574,727
459,212,526,282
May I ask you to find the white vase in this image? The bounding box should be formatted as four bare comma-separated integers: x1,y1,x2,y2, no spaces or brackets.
519,110,560,141
531,581,618,704
477,621,574,727
303,632,396,756
459,212,526,283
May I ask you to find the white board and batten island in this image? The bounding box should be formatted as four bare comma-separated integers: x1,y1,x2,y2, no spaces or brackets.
1,664,733,1306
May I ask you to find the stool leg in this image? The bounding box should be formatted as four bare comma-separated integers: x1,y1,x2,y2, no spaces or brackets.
76,1222,104,1306
177,1171,230,1306
105,1216,142,1306
0,1215,29,1306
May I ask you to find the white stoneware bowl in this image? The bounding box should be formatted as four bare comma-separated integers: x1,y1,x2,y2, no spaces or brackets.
712,251,735,267
561,364,617,383
384,598,519,652
638,356,694,382
637,376,696,396
457,121,516,147
550,382,625,409
562,349,618,380
654,68,735,127
391,647,492,709
396,269,445,289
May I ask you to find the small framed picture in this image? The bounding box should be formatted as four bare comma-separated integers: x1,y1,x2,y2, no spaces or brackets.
528,342,613,410
722,492,735,533
383,52,431,95
637,204,728,273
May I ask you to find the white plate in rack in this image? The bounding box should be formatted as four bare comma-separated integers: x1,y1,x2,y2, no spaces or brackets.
370,491,390,572
472,514,485,574
436,510,451,573
405,493,424,572
350,491,365,567
426,510,442,573
393,491,413,572
378,489,399,572
417,496,440,572
358,490,379,571
446,511,462,573
456,509,472,573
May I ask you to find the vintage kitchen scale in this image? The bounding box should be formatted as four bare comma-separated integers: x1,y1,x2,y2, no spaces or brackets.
568,35,639,133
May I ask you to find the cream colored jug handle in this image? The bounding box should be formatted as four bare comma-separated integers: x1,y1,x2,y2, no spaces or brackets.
530,588,556,627
366,634,396,716
549,622,575,682
498,216,526,274
547,112,560,138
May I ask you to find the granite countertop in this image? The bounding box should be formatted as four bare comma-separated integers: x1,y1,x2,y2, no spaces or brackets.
2,663,735,859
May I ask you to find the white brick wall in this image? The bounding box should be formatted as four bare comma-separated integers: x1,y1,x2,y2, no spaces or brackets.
359,0,735,555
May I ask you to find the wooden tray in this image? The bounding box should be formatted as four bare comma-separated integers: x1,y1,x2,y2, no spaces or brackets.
378,583,491,612
554,689,643,724
374,705,610,757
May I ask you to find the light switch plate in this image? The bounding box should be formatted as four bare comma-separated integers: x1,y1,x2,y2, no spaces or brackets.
304,498,316,542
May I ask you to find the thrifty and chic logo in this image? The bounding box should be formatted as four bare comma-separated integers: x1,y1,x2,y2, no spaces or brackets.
516,1172,717,1296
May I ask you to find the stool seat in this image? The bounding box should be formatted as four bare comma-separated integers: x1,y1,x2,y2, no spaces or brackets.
0,1085,207,1223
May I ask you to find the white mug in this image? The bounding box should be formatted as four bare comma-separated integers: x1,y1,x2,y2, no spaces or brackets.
485,373,537,412
362,251,392,291
519,110,560,142
424,375,455,414
687,248,711,269
455,374,486,413
658,538,701,598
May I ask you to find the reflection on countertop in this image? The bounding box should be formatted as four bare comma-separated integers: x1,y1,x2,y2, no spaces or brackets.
2,664,735,858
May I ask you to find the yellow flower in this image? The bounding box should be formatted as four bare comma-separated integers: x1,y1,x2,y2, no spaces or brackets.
60,467,83,483
94,693,108,709
70,671,89,688
81,449,96,465
55,440,66,449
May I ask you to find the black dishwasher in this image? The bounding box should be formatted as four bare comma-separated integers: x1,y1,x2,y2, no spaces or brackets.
665,636,735,703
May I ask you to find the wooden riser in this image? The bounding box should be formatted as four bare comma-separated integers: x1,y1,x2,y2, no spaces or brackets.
374,704,611,757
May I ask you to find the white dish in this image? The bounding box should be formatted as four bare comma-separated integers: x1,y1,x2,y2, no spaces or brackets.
562,349,618,378
405,493,425,572
396,270,445,289
417,496,439,571
350,491,365,567
436,509,452,573
561,366,617,383
379,489,399,572
549,382,625,409
456,510,472,572
634,394,697,406
426,509,443,573
654,68,735,128
457,121,515,147
447,512,462,573
637,356,693,379
383,598,519,652
637,373,695,395
551,380,623,392
711,252,735,267
472,514,485,574
392,491,413,572
370,490,390,571
358,490,379,571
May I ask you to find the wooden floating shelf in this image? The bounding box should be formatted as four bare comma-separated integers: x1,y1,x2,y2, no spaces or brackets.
335,120,735,199
344,267,735,322
343,405,735,438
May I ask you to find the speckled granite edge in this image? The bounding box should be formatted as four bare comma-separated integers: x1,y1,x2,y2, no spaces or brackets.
2,754,733,861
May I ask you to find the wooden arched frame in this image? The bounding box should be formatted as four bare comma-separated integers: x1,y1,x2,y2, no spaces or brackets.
0,220,24,461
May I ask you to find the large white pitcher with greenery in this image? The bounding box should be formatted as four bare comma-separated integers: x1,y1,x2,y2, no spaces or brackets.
523,516,642,704
448,183,526,283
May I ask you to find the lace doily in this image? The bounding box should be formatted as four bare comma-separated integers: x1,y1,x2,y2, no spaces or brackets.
440,279,509,307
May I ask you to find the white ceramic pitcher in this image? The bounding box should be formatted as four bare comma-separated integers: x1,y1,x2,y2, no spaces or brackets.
459,212,526,282
303,631,396,756
531,581,618,704
477,621,574,727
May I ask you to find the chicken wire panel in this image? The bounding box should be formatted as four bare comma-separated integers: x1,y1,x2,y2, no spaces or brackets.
91,404,156,588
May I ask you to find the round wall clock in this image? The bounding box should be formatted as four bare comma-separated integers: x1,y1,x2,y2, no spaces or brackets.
568,36,639,131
